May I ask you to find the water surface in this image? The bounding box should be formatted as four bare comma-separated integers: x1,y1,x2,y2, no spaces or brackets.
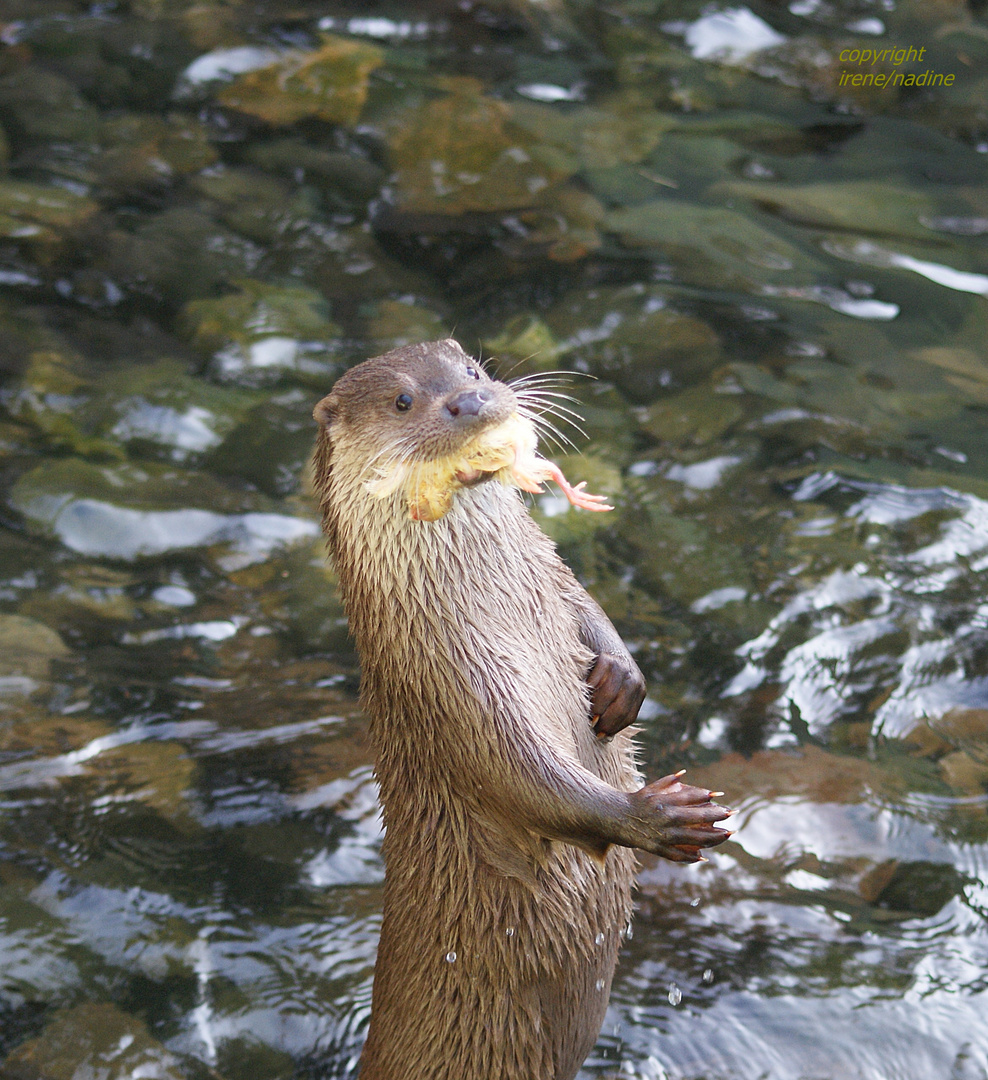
0,0,986,1077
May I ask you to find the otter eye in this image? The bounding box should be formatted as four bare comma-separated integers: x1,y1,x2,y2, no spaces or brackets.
466,367,480,380
395,393,413,412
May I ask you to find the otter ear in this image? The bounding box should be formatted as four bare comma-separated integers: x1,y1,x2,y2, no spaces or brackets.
313,394,337,429
309,395,338,542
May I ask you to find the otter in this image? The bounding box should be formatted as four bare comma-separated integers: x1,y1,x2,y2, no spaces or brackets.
312,339,731,1080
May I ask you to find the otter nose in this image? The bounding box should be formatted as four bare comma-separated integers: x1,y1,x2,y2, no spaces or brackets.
444,389,490,419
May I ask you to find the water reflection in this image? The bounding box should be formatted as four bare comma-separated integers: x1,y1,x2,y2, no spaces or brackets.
0,0,987,1075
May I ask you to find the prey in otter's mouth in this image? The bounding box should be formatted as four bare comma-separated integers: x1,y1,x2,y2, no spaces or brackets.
357,349,612,522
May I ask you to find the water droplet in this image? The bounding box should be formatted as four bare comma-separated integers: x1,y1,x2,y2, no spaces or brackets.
595,978,605,991
505,927,515,937
595,932,605,946
445,951,457,963
624,922,633,940
667,983,682,1006
702,968,714,984
690,897,700,907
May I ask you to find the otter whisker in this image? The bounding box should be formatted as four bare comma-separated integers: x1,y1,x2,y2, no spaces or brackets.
509,395,587,423
532,419,580,455
492,351,554,382
358,435,420,495
359,435,417,481
514,396,588,439
517,405,581,454
508,370,593,389
514,387,585,408
515,387,586,410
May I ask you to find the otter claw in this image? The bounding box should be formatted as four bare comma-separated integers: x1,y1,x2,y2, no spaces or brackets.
632,772,732,862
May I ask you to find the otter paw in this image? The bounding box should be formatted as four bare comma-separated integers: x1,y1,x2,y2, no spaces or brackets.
631,772,732,863
588,653,646,738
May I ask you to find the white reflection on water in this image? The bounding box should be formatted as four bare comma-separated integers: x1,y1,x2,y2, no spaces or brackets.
603,986,988,1080
732,796,955,864
8,868,379,1067
824,239,988,297
111,401,225,458
17,493,319,564
675,7,786,63
175,46,282,90
0,716,344,794
724,477,988,737
296,768,384,887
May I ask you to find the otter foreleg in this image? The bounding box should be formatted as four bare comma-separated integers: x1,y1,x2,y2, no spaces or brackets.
493,744,731,864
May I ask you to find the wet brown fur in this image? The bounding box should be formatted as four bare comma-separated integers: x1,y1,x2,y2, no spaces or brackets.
313,340,720,1080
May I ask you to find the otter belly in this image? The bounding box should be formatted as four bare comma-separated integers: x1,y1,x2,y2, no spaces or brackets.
350,489,641,1079
359,803,637,1080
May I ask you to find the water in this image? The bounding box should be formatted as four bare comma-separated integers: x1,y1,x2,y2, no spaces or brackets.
0,0,986,1077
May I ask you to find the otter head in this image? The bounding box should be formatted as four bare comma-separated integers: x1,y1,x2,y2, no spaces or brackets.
313,339,531,525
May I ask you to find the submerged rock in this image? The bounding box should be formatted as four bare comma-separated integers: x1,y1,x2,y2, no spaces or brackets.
205,391,320,497
0,67,102,144
245,136,385,207
1,1001,189,1080
98,359,265,463
546,284,722,401
179,278,343,386
483,314,562,374
640,383,745,445
531,454,622,545
94,113,218,195
1,350,123,460
713,180,936,241
604,200,820,290
96,208,265,307
509,96,673,172
383,77,573,216
0,180,98,256
217,34,382,127
0,614,69,686
365,298,448,354
94,740,199,828
8,457,319,565
191,164,313,245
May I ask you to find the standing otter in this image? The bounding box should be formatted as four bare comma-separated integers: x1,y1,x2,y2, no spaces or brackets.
312,339,731,1080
